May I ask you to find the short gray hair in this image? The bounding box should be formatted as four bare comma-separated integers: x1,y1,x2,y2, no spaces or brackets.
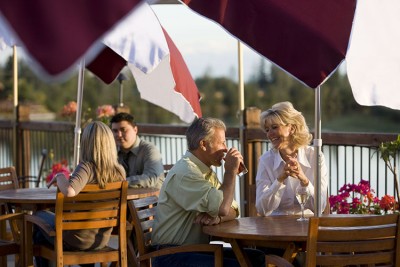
186,117,226,150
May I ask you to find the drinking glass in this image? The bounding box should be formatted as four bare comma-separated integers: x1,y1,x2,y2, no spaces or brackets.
222,157,248,177
237,162,248,177
295,185,310,221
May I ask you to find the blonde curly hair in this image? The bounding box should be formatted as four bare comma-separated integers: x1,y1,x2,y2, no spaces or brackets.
259,101,312,149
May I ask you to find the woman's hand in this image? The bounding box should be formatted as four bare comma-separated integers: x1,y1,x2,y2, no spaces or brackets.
47,173,76,196
47,174,60,188
285,155,309,186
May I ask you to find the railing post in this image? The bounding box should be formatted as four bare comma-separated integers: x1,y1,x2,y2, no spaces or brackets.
16,105,31,179
242,107,261,217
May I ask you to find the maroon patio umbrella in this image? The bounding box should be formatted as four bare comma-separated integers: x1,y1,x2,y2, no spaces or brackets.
182,0,356,89
182,0,357,215
0,0,142,80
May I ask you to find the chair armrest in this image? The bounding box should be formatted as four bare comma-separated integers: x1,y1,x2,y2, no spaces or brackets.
0,212,24,221
24,214,55,237
140,243,223,261
265,254,294,267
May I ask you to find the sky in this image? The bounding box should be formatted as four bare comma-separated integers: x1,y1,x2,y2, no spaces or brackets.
151,4,266,82
0,3,266,83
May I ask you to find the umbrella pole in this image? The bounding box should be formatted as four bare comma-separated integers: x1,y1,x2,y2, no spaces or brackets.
314,86,322,217
73,60,85,167
12,46,18,167
237,40,245,213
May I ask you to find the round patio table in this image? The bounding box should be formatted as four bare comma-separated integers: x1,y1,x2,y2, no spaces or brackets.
203,215,310,267
0,186,159,204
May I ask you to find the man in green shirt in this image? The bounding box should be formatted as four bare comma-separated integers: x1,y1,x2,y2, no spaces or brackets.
151,117,264,267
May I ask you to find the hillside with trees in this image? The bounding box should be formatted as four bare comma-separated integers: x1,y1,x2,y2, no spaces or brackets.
0,56,399,132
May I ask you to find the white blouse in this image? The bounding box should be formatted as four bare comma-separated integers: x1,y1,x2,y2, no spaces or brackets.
255,146,328,216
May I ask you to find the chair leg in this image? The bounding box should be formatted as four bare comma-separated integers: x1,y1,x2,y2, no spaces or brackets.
282,242,300,263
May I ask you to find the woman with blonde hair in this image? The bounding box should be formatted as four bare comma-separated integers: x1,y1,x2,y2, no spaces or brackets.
255,101,328,216
34,121,126,266
54,120,126,193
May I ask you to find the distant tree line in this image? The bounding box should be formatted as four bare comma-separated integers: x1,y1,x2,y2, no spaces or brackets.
0,56,399,131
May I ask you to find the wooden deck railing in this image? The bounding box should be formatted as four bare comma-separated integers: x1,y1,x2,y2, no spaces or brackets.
0,108,398,216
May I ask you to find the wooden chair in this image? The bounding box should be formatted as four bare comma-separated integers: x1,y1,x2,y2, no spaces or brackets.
0,166,21,266
129,194,223,267
0,166,20,217
25,181,129,267
265,214,400,267
0,166,19,191
0,213,24,267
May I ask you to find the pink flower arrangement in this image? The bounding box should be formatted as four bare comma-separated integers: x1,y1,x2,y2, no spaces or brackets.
46,159,71,184
96,104,115,124
329,179,398,214
96,104,115,118
61,101,77,117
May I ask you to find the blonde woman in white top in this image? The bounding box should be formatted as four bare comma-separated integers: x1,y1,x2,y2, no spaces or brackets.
255,101,328,216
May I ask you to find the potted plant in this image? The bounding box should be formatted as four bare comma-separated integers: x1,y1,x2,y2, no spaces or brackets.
379,134,400,208
329,179,397,214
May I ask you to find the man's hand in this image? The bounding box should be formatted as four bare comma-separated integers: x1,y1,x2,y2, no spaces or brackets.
194,212,220,225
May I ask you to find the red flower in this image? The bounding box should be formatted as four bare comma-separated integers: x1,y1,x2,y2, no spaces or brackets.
329,179,398,214
46,160,71,183
380,195,396,212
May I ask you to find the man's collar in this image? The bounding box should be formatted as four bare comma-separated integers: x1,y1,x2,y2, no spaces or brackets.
118,136,141,155
185,151,211,176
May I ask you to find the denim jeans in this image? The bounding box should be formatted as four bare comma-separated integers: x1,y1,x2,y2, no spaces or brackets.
33,210,56,267
152,246,265,267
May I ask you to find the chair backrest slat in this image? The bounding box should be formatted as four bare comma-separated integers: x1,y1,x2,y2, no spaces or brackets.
137,206,157,220
318,239,395,253
63,209,119,221
64,190,121,202
306,214,400,266
63,199,120,211
130,194,159,256
133,195,158,209
0,166,19,191
318,225,396,241
63,219,119,230
317,252,394,266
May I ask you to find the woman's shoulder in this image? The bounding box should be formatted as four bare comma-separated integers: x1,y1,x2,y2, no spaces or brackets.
72,162,95,179
77,161,94,171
